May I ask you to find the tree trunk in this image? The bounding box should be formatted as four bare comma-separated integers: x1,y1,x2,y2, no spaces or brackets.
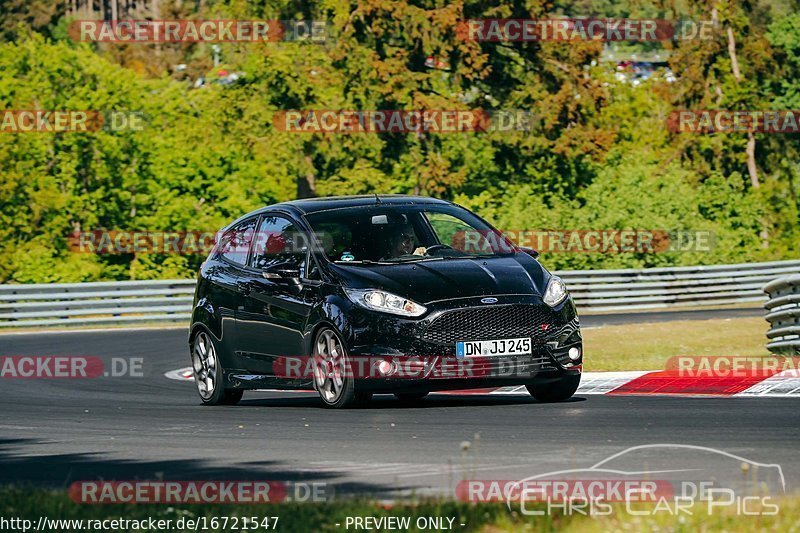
726,22,767,247
726,26,758,189
297,154,317,199
726,27,741,81
745,132,759,189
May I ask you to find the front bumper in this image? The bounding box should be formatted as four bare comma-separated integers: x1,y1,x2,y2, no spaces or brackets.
345,294,582,392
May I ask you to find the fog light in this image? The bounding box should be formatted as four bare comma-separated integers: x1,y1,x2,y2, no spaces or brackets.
568,347,581,361
377,360,394,376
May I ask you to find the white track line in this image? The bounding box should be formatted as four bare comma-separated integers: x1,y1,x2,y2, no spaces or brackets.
165,367,800,397
736,369,800,397
488,371,653,395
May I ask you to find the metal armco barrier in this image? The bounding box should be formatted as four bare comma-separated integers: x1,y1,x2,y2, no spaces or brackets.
0,259,798,328
0,279,196,328
558,259,800,312
763,274,800,355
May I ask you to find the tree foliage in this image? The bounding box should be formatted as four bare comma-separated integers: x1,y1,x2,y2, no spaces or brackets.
0,0,798,282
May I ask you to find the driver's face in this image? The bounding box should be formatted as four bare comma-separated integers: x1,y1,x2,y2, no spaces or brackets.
395,231,414,255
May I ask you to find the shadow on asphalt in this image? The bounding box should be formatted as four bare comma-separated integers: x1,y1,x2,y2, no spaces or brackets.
0,438,399,495
237,394,588,409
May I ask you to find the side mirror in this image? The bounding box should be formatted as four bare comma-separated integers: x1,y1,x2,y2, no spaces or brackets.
519,246,540,259
262,263,301,282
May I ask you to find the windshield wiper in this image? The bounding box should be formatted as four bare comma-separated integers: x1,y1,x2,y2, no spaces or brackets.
386,256,448,263
333,259,391,265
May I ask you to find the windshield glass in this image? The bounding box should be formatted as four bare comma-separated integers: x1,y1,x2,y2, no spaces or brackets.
305,205,516,264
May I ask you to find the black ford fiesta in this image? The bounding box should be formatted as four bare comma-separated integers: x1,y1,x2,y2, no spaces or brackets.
189,195,582,408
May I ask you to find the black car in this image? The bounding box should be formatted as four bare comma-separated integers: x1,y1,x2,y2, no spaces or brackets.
189,195,582,408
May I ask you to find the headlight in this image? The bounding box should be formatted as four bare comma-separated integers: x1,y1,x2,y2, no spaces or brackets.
345,288,427,317
543,276,568,307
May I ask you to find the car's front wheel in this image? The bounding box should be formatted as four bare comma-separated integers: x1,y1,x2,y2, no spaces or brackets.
312,328,359,409
526,374,581,403
192,330,243,406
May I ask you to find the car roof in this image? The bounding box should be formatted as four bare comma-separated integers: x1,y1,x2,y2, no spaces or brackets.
264,195,452,215
223,195,454,231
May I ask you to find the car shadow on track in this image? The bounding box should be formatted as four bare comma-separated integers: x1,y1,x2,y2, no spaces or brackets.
236,394,588,409
0,438,402,496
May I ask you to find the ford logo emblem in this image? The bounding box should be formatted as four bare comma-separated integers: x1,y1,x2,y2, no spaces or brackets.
480,297,498,304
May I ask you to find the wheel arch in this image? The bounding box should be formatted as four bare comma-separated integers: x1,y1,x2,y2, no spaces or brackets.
304,295,354,355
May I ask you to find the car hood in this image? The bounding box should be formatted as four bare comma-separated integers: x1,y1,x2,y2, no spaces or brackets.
329,254,551,304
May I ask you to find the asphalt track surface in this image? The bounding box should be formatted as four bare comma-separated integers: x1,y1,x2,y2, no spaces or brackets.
1,306,797,499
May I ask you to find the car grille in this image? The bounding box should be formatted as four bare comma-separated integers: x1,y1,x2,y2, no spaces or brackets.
456,352,557,377
422,304,560,345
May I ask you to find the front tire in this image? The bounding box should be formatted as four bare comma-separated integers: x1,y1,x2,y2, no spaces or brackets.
192,330,243,405
526,374,581,403
312,328,358,409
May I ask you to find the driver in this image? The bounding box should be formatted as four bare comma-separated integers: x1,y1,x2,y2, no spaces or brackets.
382,225,427,260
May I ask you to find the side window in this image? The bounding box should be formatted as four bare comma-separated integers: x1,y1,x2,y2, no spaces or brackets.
217,218,257,266
250,215,308,274
426,212,482,252
313,221,353,260
425,211,508,254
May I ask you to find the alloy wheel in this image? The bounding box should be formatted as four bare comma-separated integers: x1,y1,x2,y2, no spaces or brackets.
192,331,218,400
313,329,349,404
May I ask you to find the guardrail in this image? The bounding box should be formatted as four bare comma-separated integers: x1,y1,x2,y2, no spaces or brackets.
0,259,797,328
0,279,196,328
763,274,800,355
558,259,800,313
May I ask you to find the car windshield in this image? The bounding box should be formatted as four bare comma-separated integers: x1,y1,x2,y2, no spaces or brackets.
305,205,517,264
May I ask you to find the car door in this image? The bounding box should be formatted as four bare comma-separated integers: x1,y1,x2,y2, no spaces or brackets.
205,216,258,365
235,213,321,377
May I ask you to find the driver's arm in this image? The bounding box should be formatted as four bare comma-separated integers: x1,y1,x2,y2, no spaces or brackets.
413,247,427,256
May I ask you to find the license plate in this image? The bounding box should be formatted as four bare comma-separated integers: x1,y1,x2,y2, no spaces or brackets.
456,337,532,358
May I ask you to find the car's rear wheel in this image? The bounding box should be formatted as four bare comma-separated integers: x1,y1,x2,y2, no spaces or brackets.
192,330,243,406
394,392,429,402
312,328,359,409
526,374,581,403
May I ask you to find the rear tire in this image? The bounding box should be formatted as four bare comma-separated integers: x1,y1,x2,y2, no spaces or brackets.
192,330,242,406
526,374,581,403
